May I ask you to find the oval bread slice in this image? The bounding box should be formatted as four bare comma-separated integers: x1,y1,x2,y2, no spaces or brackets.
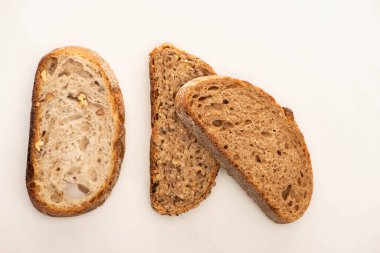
175,76,313,223
149,44,219,215
26,46,125,216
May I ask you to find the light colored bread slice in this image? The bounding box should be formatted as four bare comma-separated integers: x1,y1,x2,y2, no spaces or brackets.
149,43,219,215
175,76,313,223
26,46,125,216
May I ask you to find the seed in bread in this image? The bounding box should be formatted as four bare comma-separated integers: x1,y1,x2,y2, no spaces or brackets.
26,46,125,217
175,76,313,223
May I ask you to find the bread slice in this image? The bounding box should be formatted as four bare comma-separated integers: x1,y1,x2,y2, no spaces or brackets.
149,44,219,215
175,76,313,223
26,46,125,216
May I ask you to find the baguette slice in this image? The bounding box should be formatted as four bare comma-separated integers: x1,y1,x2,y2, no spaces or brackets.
175,76,313,223
26,46,125,216
149,44,219,215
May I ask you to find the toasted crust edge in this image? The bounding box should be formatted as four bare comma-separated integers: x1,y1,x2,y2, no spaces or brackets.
149,43,219,215
26,46,125,217
175,75,313,223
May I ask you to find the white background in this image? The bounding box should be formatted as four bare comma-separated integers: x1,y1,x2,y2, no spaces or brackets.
0,0,379,252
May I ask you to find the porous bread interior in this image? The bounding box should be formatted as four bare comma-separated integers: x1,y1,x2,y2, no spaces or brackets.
33,54,114,207
150,45,219,214
181,77,312,221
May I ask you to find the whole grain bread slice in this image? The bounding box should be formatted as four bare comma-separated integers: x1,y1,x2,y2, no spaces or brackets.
175,76,313,223
149,44,219,215
26,46,125,216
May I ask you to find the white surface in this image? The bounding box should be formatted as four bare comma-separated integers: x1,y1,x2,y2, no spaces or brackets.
0,0,379,252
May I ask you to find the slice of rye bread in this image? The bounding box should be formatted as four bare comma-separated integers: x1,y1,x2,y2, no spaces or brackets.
149,43,219,215
175,76,313,223
26,46,125,216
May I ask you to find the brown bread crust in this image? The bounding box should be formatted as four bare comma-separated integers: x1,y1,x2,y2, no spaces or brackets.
26,46,125,216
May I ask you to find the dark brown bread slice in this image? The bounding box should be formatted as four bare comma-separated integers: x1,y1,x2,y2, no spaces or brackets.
175,76,313,223
26,46,125,216
149,44,219,215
